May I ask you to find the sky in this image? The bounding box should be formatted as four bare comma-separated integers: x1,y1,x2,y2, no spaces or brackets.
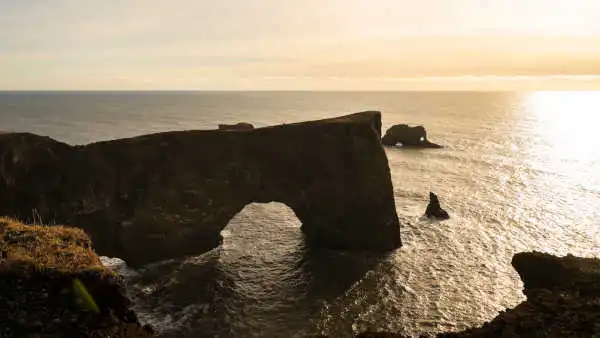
1,0,600,90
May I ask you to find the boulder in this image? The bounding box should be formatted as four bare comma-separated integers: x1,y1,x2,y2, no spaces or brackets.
0,217,153,337
218,122,254,131
381,124,442,148
0,111,401,267
425,192,449,220
512,251,600,297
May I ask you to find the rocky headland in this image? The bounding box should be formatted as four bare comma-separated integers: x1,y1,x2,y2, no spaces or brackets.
0,217,153,337
381,124,442,148
0,111,401,267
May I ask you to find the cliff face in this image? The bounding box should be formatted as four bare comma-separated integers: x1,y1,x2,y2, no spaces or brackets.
0,218,153,337
0,111,401,266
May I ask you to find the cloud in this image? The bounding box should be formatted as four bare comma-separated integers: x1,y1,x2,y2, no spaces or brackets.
2,1,600,89
371,74,600,82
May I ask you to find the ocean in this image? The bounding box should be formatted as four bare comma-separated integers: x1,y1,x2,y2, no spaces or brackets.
1,91,599,337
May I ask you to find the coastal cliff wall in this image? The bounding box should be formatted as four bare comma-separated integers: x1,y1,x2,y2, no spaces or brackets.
0,111,400,266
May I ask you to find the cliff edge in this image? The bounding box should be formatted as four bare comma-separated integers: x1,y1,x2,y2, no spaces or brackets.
0,217,153,337
0,111,401,267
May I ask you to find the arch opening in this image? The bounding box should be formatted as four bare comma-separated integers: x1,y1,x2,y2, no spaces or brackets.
220,202,302,252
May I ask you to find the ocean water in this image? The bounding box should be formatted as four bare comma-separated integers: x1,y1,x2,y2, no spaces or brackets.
1,91,600,337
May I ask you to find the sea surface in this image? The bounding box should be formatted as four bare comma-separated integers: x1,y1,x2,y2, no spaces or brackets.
1,91,600,337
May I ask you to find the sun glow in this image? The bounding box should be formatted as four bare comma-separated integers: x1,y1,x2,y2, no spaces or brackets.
526,92,600,207
2,1,600,89
527,91,600,162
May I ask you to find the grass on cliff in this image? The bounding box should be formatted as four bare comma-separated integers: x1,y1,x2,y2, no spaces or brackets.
0,217,103,273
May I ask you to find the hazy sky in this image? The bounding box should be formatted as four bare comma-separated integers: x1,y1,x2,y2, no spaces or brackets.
2,0,600,90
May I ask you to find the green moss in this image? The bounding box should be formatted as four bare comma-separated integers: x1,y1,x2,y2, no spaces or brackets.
72,278,100,314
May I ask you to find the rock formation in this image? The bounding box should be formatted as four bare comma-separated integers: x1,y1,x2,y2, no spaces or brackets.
218,122,254,131
438,251,600,337
0,111,401,267
512,251,600,297
0,217,153,337
381,124,442,148
425,192,450,220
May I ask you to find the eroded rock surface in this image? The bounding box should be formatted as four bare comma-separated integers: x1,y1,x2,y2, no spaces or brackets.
0,111,400,267
0,218,153,337
381,124,442,148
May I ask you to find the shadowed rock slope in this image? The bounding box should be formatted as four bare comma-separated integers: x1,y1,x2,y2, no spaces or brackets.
0,218,153,337
0,111,400,267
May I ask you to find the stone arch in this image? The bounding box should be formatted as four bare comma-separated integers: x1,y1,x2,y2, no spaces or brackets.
0,112,401,267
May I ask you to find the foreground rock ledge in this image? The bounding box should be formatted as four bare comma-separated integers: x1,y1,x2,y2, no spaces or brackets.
0,218,153,337
342,252,600,338
441,251,600,337
0,111,400,267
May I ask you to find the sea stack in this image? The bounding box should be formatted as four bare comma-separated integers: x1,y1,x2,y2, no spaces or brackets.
425,192,450,220
381,124,442,148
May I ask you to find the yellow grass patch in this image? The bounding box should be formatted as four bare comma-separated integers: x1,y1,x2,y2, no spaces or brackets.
0,217,103,273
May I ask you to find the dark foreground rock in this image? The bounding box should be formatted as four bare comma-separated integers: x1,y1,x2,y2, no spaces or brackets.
217,122,254,130
341,252,600,338
381,124,442,148
0,217,153,337
0,111,400,267
425,192,450,220
438,251,600,338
